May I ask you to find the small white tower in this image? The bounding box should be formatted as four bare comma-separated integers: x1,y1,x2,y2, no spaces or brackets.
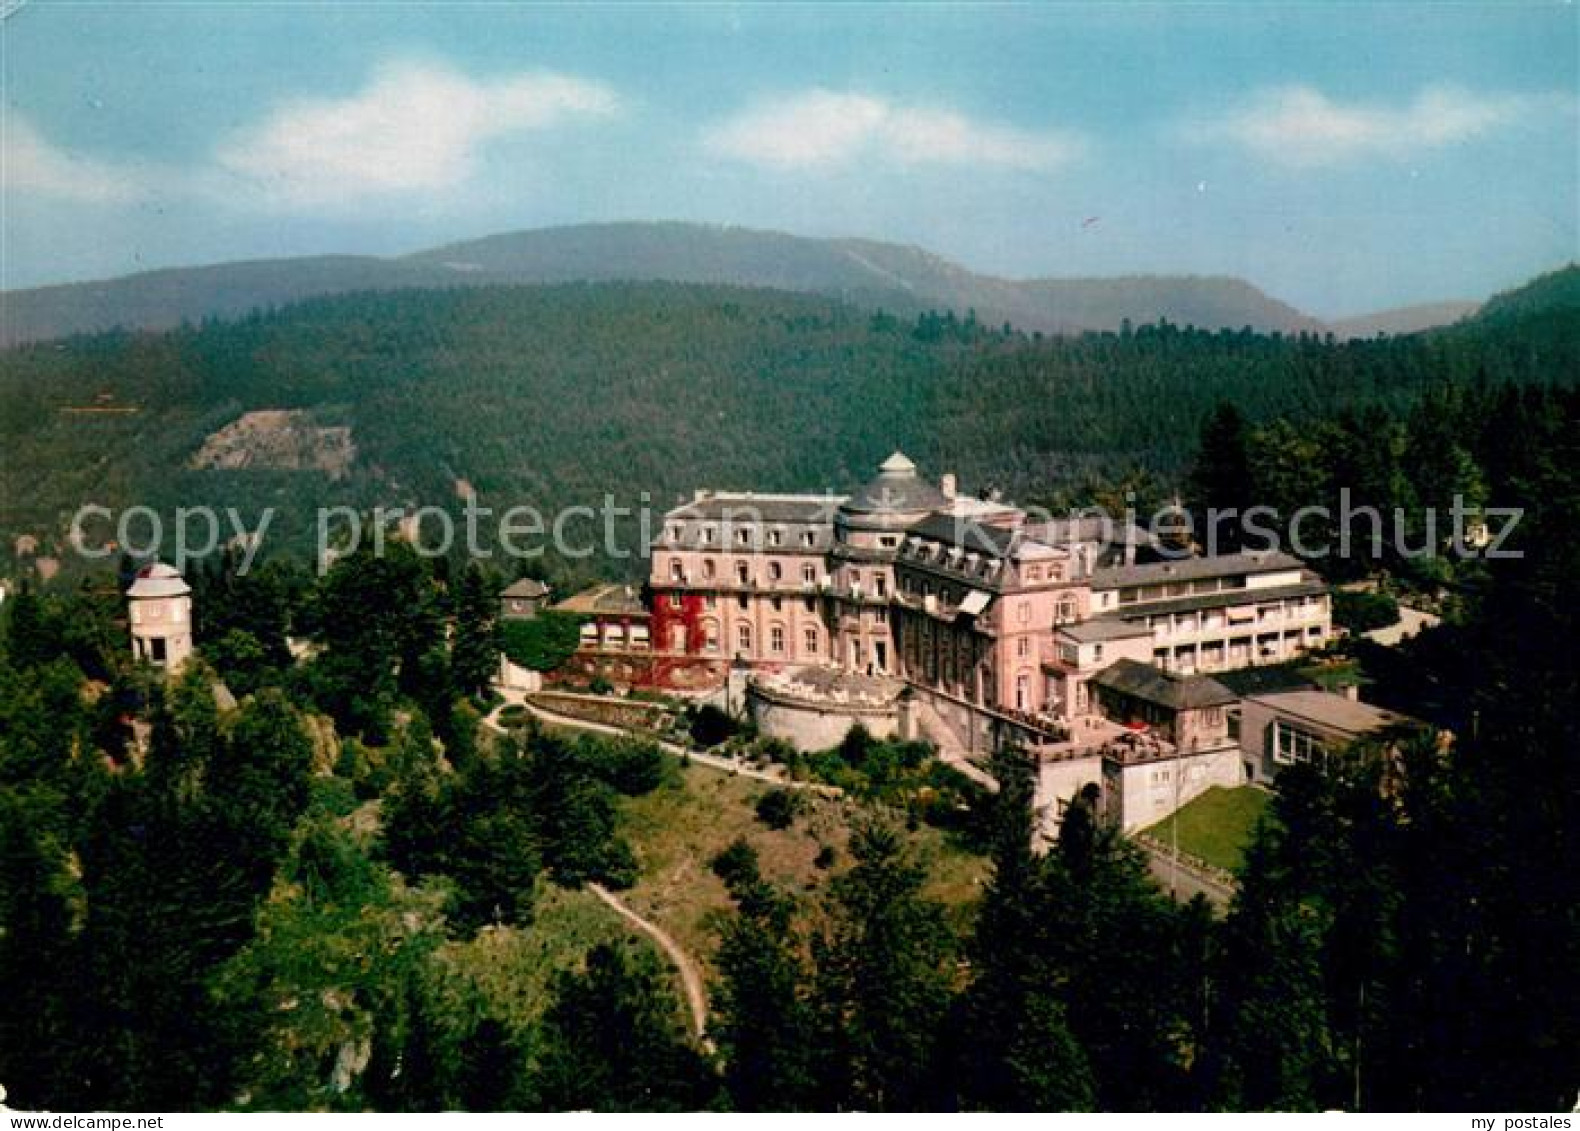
127,562,193,671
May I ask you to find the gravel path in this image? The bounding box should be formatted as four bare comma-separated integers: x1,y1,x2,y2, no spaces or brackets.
588,882,712,1049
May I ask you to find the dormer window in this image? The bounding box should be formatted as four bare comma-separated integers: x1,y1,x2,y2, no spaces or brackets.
769,528,784,547
701,526,715,545
735,527,752,546
802,531,816,547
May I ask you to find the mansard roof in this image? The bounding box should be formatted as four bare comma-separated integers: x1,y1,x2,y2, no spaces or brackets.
1090,550,1308,589
905,512,1021,557
666,492,845,525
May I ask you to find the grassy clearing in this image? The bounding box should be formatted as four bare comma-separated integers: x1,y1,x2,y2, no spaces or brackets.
616,759,989,976
1144,785,1271,873
432,884,640,1028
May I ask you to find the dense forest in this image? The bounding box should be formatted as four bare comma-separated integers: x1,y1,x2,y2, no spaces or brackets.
1,268,1575,584
0,367,1576,1110
0,266,1576,1111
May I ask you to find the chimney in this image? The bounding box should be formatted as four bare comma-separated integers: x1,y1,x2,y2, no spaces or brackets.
940,472,957,500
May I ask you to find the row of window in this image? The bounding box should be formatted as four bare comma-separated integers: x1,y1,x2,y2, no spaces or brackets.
667,557,824,586
667,523,821,549
668,592,819,615
901,538,1005,580
1116,575,1251,604
702,621,818,656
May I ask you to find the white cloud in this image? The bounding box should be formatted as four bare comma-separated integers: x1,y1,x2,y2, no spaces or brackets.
704,88,1083,172
2,115,146,204
216,60,618,207
1203,84,1557,168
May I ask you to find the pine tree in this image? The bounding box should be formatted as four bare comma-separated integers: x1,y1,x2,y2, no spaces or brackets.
1187,401,1254,553
811,821,952,1110
451,563,501,701
531,942,715,1111
711,841,817,1110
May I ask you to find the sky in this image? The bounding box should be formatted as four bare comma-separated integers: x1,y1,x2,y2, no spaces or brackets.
1,1,1575,318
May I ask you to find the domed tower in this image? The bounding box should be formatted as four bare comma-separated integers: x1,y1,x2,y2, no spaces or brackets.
127,562,193,671
832,452,949,673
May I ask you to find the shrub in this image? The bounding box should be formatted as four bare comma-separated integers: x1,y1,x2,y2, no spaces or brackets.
839,723,876,767
1333,588,1401,633
588,674,615,695
500,611,585,673
688,703,737,748
710,837,760,888
497,703,528,729
754,788,804,830
595,737,669,796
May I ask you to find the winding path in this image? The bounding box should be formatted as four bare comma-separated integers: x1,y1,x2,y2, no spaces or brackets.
589,882,712,1050
486,687,839,796
481,683,837,1052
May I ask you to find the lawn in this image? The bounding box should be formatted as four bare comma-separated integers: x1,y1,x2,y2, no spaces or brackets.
616,759,989,976
1143,785,1271,873
432,884,641,1029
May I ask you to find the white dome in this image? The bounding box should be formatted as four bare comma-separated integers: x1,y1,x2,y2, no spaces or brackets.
127,562,190,599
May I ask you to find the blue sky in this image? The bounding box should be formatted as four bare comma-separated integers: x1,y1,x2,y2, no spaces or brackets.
2,1,1575,317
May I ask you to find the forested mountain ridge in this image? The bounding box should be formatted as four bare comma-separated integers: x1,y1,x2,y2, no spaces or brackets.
0,220,1430,345
1473,263,1580,324
2,278,1576,581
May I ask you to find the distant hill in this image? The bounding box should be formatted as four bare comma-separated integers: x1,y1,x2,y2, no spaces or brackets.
1329,300,1480,340
1475,264,1580,323
1,221,1334,345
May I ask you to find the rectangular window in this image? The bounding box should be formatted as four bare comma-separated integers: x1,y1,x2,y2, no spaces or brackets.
803,563,817,584
1272,721,1328,766
804,627,818,654
770,626,785,653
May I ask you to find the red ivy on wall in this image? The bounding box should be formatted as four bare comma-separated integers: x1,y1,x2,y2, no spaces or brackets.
649,592,705,654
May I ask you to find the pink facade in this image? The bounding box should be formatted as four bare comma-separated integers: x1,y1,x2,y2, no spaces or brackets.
648,453,1334,727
